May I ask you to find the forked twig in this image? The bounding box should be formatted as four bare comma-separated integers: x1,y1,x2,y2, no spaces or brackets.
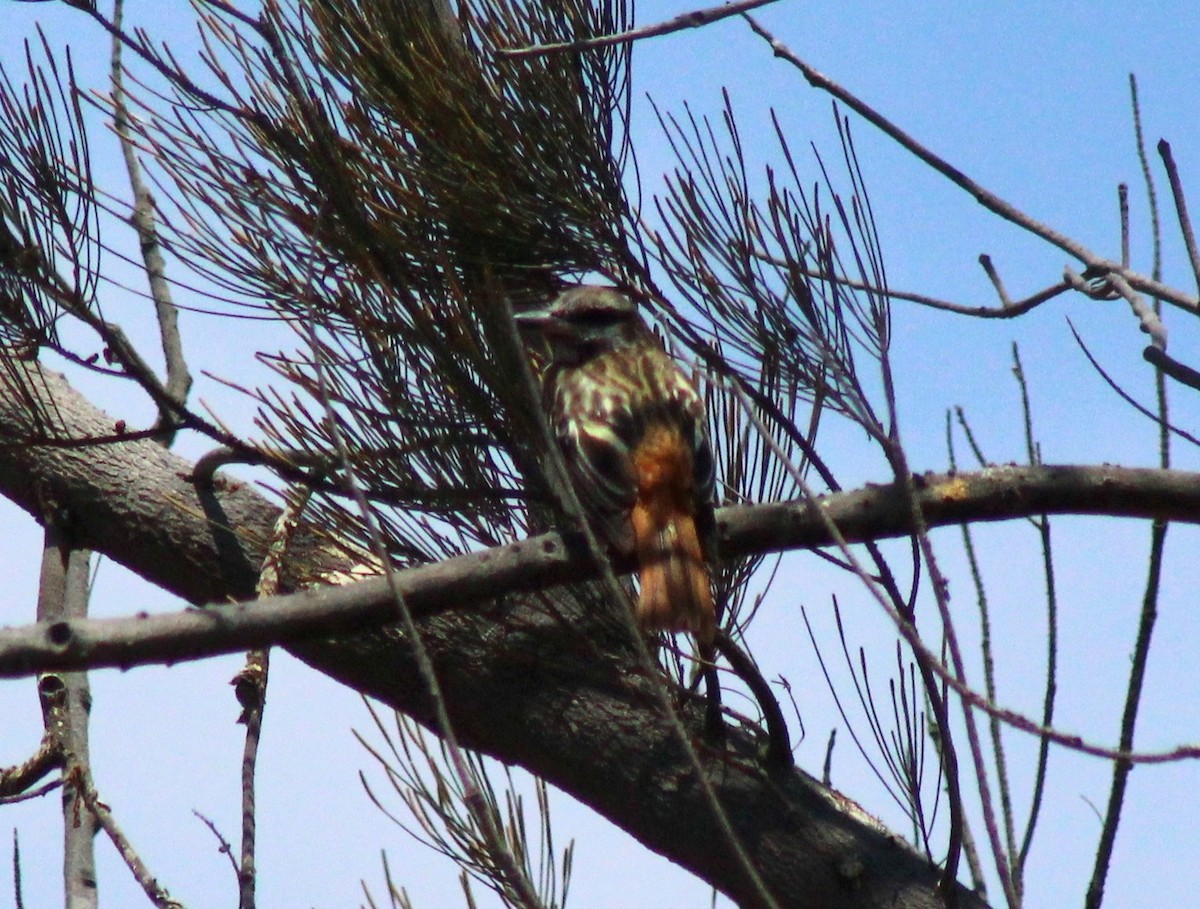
743,16,1200,321
753,248,1072,317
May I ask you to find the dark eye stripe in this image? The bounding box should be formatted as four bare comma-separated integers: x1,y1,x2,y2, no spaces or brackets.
564,309,628,327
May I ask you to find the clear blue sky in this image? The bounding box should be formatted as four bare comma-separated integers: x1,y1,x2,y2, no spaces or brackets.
2,2,1198,907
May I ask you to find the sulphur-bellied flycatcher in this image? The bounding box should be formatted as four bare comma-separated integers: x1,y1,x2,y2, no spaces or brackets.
517,286,717,646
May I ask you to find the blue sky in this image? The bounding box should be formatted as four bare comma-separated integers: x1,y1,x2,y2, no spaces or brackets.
2,2,1199,907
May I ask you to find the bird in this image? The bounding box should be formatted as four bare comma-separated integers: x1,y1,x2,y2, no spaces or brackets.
517,285,717,647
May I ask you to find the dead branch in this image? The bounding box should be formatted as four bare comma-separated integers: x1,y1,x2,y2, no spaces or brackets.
497,0,780,59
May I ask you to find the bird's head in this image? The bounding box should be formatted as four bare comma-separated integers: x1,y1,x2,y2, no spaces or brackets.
516,285,645,365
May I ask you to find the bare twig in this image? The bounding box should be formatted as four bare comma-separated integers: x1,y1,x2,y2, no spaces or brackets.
1086,80,1172,909
234,482,312,909
977,255,1011,307
12,830,23,909
1085,521,1167,909
753,248,1072,317
743,17,1200,319
1158,139,1200,299
110,0,192,442
714,630,792,769
946,413,1016,887
1119,184,1130,269
1010,349,1059,886
743,18,1088,263
0,777,63,806
1152,142,1200,304
497,0,780,59
1067,323,1200,448
72,766,183,909
1130,74,1163,300
0,729,62,798
192,810,240,879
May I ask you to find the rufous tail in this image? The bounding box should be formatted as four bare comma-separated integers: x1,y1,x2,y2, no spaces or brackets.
631,507,715,646
629,420,715,645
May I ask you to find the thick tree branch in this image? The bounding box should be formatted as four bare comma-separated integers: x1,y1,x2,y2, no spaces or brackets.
20,358,1200,908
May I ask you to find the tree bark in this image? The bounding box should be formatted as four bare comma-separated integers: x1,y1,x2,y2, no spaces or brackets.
0,359,1015,908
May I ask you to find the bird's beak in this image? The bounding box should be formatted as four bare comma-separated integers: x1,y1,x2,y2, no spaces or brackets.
516,309,570,336
514,309,552,329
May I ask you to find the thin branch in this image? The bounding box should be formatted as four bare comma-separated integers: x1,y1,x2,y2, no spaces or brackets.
192,810,240,880
4,463,1200,676
753,248,1072,317
1010,350,1059,884
234,482,311,909
1087,81,1172,909
72,765,184,909
12,830,23,909
743,17,1087,263
1066,322,1200,449
1157,139,1200,299
1119,184,1130,269
1085,521,1167,909
743,16,1200,319
110,0,192,441
977,254,1012,307
947,417,1016,885
497,0,780,59
714,630,792,769
0,777,62,806
1130,74,1163,303
0,729,62,798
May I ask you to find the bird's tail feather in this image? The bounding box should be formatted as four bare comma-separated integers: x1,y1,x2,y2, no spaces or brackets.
632,509,715,646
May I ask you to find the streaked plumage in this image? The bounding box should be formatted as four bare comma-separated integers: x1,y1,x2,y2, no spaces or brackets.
518,286,716,644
